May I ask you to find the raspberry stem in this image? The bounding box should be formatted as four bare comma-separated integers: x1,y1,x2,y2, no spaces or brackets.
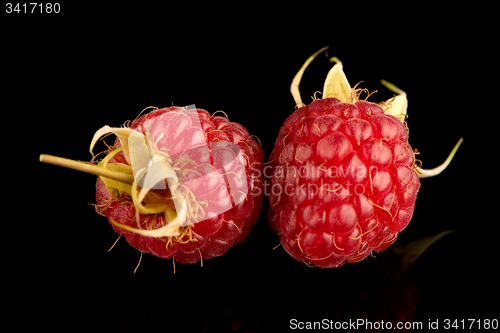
39,154,135,185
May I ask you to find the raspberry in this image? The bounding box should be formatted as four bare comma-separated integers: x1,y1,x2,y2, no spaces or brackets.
40,106,264,268
267,47,462,267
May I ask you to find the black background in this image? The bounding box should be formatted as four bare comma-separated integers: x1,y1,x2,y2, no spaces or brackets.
3,3,497,332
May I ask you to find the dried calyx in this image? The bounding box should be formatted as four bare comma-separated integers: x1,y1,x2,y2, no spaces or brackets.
290,46,463,179
40,123,192,238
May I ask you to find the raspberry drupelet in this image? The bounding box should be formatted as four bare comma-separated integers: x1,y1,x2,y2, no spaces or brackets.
267,47,462,268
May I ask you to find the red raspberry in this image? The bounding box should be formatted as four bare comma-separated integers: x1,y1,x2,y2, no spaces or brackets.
41,106,264,268
267,48,462,267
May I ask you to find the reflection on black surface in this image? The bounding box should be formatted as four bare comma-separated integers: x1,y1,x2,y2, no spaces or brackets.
96,248,418,332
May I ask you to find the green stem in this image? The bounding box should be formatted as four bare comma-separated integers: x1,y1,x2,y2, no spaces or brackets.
39,154,135,185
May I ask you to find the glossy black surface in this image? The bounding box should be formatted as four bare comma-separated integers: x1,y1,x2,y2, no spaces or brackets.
4,4,496,332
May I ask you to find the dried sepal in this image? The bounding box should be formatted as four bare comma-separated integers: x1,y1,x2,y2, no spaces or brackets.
96,143,134,197
72,121,192,237
109,215,180,238
107,123,192,237
416,138,463,178
291,46,329,107
380,79,408,122
323,58,352,102
289,48,357,105
110,194,187,237
131,158,185,234
106,155,189,237
130,182,169,215
90,126,134,163
128,130,161,181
